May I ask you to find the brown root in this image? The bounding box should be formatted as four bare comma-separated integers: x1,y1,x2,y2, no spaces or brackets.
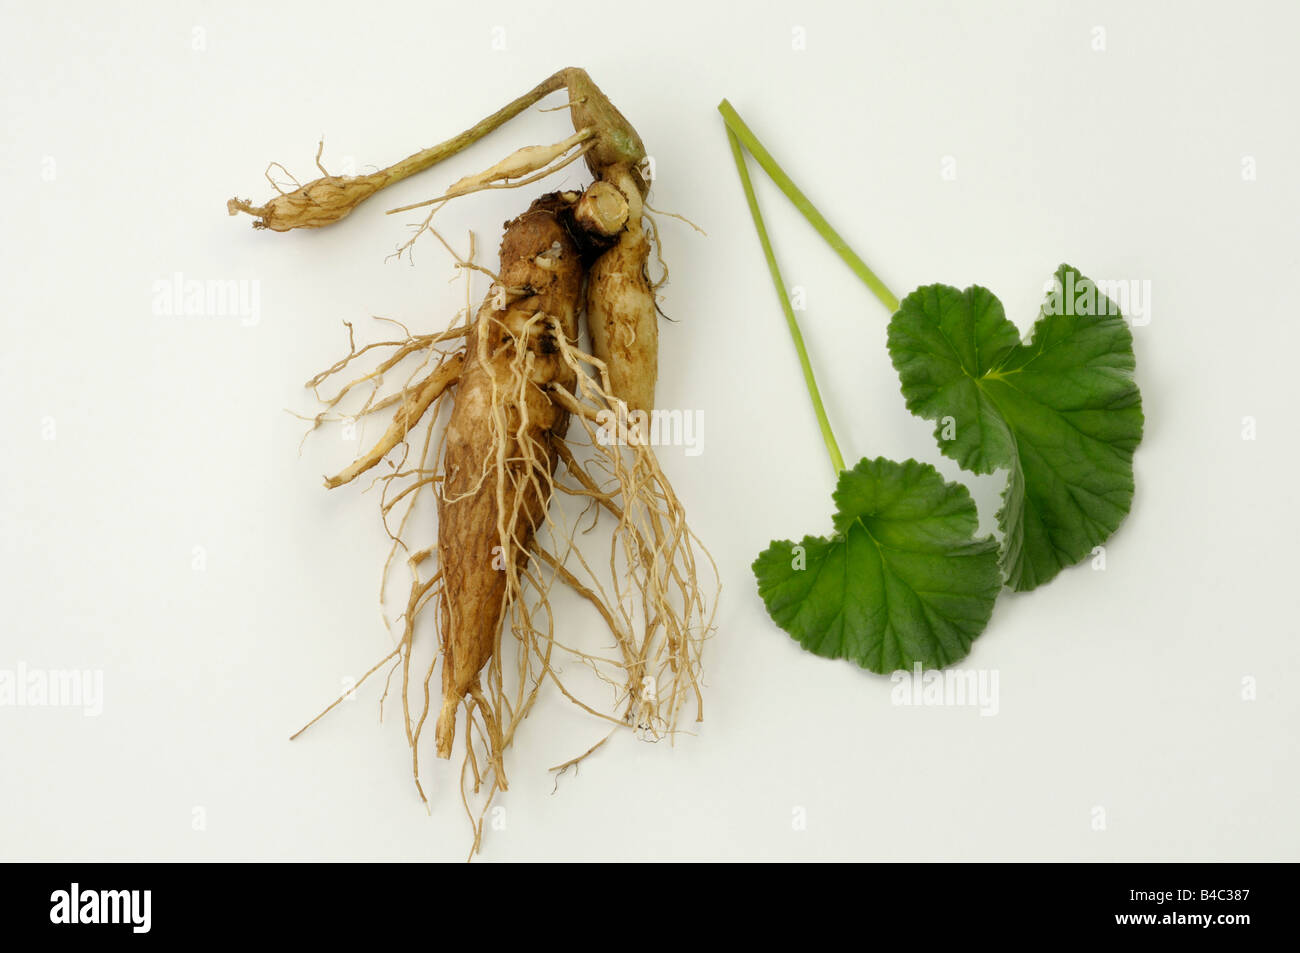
432,193,585,762
227,173,388,231
324,353,463,489
297,295,716,856
583,163,658,413
267,77,714,857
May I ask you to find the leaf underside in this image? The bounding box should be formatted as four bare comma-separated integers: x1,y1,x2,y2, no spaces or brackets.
887,265,1144,591
753,457,1001,673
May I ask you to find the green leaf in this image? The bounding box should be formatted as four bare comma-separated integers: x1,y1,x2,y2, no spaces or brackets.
887,265,1144,591
753,457,1001,673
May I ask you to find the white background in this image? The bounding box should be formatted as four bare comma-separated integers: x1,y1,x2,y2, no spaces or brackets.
2,0,1297,862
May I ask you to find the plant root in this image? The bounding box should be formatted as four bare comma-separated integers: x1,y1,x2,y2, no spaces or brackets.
251,71,715,859
298,257,715,856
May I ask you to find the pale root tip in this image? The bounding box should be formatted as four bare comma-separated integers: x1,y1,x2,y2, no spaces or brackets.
434,696,458,760
227,196,257,217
